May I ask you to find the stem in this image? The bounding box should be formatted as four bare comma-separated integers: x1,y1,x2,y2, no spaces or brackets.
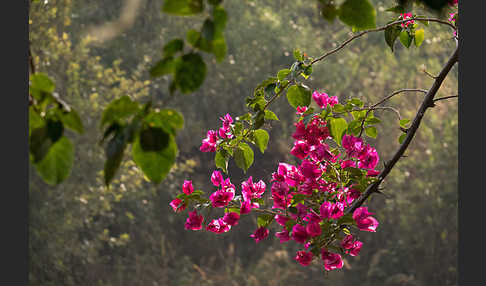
346,45,459,215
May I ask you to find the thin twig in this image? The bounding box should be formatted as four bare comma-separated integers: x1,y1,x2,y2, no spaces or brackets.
311,17,455,65
433,95,458,103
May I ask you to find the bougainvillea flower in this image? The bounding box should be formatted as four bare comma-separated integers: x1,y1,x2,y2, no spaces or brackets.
222,212,240,226
306,221,322,237
206,218,231,234
184,210,204,231
358,145,379,170
250,227,269,243
275,229,291,243
340,159,356,169
400,12,414,28
292,223,309,244
292,121,307,140
200,130,218,152
290,140,311,160
220,113,233,129
341,234,355,249
367,169,380,177
312,91,329,109
182,180,194,195
209,189,235,208
295,250,314,266
211,170,224,187
329,202,344,219
353,206,379,232
296,106,308,115
169,198,186,213
240,200,252,214
299,160,322,180
320,201,332,219
348,240,363,256
321,249,344,271
328,96,339,107
218,126,232,139
241,176,266,202
342,134,364,158
275,214,290,226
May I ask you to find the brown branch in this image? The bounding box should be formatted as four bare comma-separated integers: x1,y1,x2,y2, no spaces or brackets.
433,95,458,103
346,45,459,215
310,17,455,65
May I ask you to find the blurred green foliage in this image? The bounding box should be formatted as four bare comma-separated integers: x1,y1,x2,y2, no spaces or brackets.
29,0,457,285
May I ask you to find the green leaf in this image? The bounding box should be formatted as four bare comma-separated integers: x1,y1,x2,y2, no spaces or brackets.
399,119,411,127
293,48,303,61
350,98,364,107
365,126,377,138
264,110,279,121
144,109,184,136
30,73,55,100
150,57,177,77
29,126,52,163
328,117,348,146
212,36,227,62
277,69,291,81
58,109,84,134
365,116,381,125
162,0,203,16
414,29,425,47
257,214,275,228
320,2,338,22
104,131,127,186
399,30,412,48
29,107,44,137
286,84,311,109
399,133,407,144
347,119,362,136
139,127,170,152
338,0,376,31
100,96,140,128
163,39,184,57
213,6,227,33
384,25,401,52
234,142,254,173
253,129,269,154
201,19,215,41
186,29,201,47
215,150,228,173
132,133,178,184
33,136,74,185
174,53,207,94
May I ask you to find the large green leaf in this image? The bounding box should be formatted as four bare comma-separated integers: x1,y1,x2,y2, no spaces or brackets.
132,133,178,184
384,25,401,52
139,127,170,152
399,30,412,48
328,117,348,146
234,142,254,173
100,96,140,128
286,84,311,109
253,129,269,154
163,39,184,57
338,0,376,31
33,136,74,185
414,29,425,47
215,150,228,173
174,53,207,94
162,0,203,16
29,73,55,100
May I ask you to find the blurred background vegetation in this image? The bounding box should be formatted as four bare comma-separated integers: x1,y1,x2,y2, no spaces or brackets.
29,0,457,285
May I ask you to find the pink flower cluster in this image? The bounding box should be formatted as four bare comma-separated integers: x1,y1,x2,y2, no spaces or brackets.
200,114,234,152
400,13,414,28
173,88,383,272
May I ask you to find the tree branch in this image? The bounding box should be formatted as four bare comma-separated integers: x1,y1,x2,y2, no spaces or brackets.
346,45,459,215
